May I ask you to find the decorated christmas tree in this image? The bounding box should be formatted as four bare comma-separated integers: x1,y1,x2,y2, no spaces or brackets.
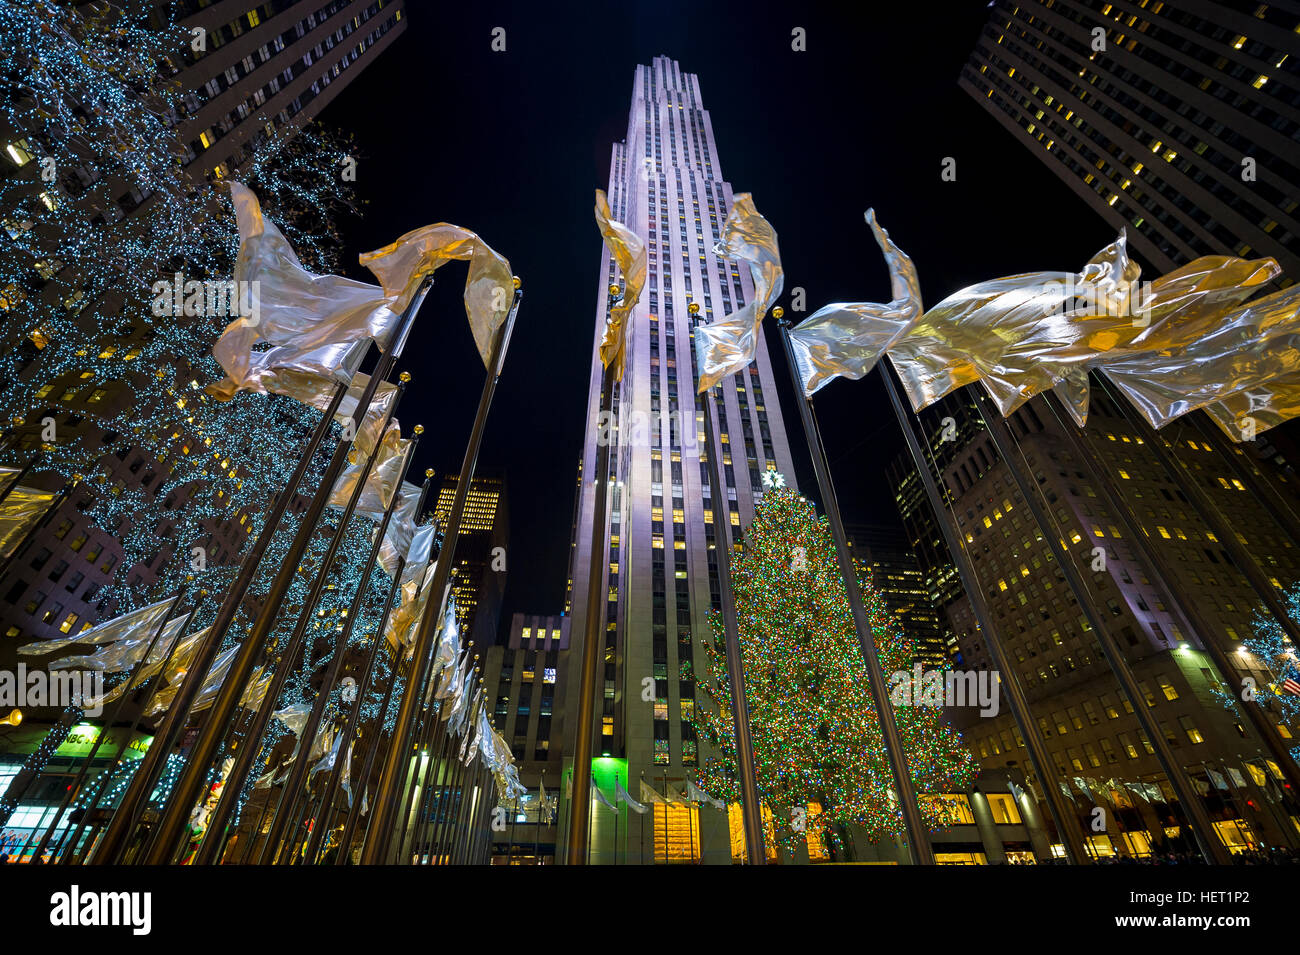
692,483,978,854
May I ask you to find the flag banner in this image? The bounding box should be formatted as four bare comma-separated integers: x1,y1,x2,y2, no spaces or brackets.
638,779,667,806
1227,767,1247,788
788,209,922,396
310,729,343,780
147,646,269,717
796,209,1295,438
445,656,475,735
594,189,647,382
1101,280,1300,437
0,478,56,559
341,741,355,807
616,778,648,814
592,782,618,814
460,690,484,764
423,590,460,705
886,233,1143,421
78,625,210,711
208,182,401,401
389,562,439,655
44,613,191,676
694,193,784,392
686,778,725,810
19,595,179,659
333,371,401,457
327,426,409,520
359,221,513,368
376,484,422,577
1207,767,1229,791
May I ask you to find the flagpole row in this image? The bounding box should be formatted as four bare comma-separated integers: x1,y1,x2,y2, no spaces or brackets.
304,473,437,865
334,604,408,864
878,362,1090,864
257,394,418,865
969,386,1232,864
212,373,410,866
91,379,351,864
362,285,521,863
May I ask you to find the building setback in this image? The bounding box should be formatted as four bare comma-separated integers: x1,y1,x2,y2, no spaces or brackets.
960,0,1299,279
560,56,800,864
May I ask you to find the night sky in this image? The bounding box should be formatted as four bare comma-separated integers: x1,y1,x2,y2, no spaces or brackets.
321,2,1121,630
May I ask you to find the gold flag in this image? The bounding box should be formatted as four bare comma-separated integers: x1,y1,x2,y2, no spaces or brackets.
695,193,784,392
359,222,513,368
594,189,647,381
886,233,1143,422
788,209,921,396
1101,282,1300,438
208,183,400,400
326,426,409,519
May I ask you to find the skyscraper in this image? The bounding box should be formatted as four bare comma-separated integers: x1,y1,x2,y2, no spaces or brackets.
431,472,508,651
896,389,1300,856
484,613,570,864
960,0,1299,279
560,56,799,864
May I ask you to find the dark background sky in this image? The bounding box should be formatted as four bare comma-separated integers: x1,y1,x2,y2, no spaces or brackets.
321,1,1122,634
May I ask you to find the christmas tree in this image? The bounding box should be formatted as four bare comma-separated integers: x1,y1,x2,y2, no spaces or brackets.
692,483,978,854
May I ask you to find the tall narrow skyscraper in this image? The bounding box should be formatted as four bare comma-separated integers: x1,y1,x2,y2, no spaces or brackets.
561,57,799,864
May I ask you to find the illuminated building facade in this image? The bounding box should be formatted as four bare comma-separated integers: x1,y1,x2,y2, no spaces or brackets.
560,56,800,864
960,0,1299,279
432,472,508,651
483,613,570,864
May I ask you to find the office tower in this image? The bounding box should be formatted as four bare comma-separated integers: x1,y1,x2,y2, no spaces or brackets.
885,393,987,665
431,473,508,651
960,0,1299,279
905,389,1300,857
561,56,800,864
846,524,953,669
0,0,405,851
483,613,570,864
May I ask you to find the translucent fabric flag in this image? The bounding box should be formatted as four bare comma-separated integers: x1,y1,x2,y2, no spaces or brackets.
327,426,409,519
42,614,191,677
208,183,400,400
387,562,437,654
1101,281,1300,438
886,233,1143,421
19,595,177,658
81,626,211,710
695,194,784,392
594,189,647,382
788,210,922,396
376,485,423,577
0,473,55,558
359,222,513,368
